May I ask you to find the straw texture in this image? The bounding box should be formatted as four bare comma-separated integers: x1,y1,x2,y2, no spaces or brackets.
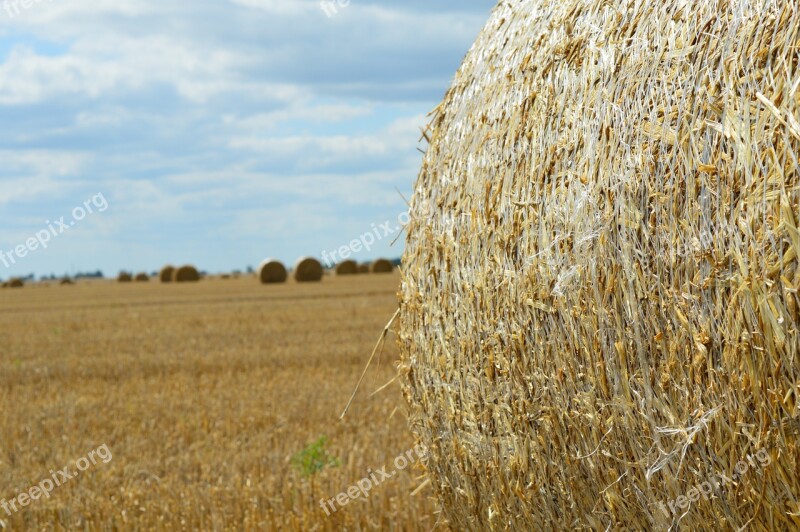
398,0,800,529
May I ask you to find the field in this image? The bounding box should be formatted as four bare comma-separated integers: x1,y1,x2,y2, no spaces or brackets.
0,273,444,531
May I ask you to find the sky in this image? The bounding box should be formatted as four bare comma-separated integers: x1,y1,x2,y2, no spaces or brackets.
0,0,496,279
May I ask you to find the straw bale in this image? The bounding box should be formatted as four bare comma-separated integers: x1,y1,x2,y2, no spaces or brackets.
159,265,174,283
293,257,323,282
173,265,200,283
370,258,393,274
398,1,800,529
335,260,358,275
258,259,288,284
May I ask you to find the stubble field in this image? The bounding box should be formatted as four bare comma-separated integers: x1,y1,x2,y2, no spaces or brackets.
0,273,443,531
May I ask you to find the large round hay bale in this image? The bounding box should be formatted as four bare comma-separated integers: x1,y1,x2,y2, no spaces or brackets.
398,1,800,529
172,265,200,283
370,258,393,274
159,265,174,283
60,278,74,286
258,259,287,284
117,272,132,283
335,260,357,275
134,273,150,282
357,264,369,274
293,257,323,282
8,278,24,288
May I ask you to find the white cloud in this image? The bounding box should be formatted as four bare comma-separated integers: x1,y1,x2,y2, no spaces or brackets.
0,0,494,276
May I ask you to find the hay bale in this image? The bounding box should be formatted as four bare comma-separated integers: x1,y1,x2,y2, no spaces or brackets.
293,257,323,282
134,273,150,282
60,278,74,285
172,265,200,283
8,278,24,288
357,264,369,274
117,272,132,283
159,265,174,283
335,260,357,275
258,259,288,284
398,1,800,529
370,258,393,274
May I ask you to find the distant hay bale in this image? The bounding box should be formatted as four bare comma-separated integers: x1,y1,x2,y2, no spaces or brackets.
60,278,74,286
8,278,24,288
293,257,323,282
117,272,132,283
172,265,200,283
357,264,369,274
258,259,288,284
159,265,174,283
398,1,800,529
370,259,393,274
335,260,357,275
134,273,150,282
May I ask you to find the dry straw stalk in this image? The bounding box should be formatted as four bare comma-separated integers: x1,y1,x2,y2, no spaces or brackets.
399,0,800,529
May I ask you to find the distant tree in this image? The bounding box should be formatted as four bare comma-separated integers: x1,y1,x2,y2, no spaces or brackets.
75,270,104,279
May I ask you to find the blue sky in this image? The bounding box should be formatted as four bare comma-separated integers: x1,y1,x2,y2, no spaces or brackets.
0,0,495,278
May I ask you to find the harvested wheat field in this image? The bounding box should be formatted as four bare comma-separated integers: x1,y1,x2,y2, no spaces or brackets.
0,273,442,530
